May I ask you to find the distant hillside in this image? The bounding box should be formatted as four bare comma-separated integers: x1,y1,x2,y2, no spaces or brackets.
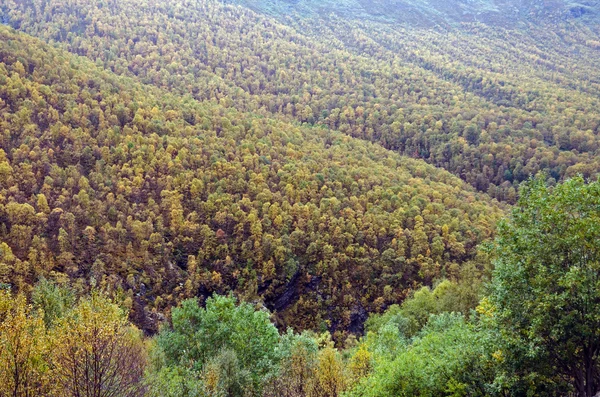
226,0,600,26
4,0,600,204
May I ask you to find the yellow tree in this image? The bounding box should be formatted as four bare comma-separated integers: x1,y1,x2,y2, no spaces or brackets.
0,291,51,397
312,346,346,397
50,293,147,397
348,344,372,386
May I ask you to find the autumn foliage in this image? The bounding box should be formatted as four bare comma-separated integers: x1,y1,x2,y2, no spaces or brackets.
0,25,502,337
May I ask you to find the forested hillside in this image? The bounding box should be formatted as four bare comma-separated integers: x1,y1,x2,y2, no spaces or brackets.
2,0,600,395
3,0,600,202
0,25,501,336
228,0,600,26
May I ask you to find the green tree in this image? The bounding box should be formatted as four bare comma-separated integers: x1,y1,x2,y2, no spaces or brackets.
263,330,320,397
349,313,493,397
490,176,600,396
31,278,74,328
202,349,253,397
153,294,280,395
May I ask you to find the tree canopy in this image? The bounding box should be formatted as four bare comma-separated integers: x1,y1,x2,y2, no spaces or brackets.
489,176,600,396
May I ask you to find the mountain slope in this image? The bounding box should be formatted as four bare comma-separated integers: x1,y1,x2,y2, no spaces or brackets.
0,25,503,336
3,0,600,203
226,0,600,26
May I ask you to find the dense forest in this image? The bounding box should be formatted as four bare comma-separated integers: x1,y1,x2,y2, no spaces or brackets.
4,175,600,396
4,0,600,202
1,0,600,395
0,25,501,336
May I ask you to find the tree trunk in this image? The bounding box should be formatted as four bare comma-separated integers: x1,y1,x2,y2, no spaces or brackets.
585,348,597,397
575,346,598,397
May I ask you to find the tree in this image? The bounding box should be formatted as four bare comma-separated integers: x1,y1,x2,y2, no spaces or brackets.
313,347,346,397
31,278,74,328
0,291,51,397
201,349,253,397
348,313,493,397
263,331,320,397
153,294,280,395
348,344,372,386
490,176,600,397
50,293,147,397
